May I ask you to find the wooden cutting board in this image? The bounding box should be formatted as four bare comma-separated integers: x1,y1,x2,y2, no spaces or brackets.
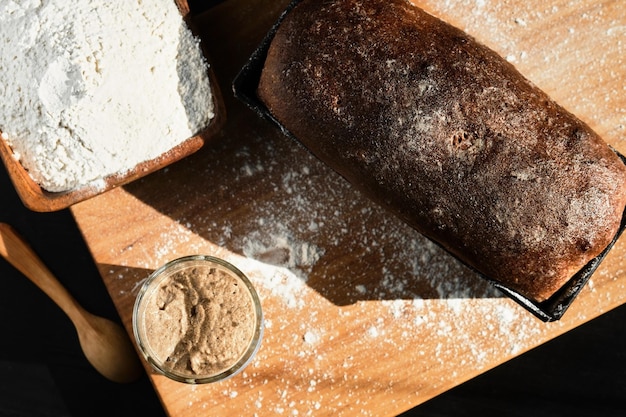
71,0,626,415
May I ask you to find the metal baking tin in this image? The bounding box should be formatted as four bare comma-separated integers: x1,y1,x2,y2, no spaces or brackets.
232,0,302,131
232,0,626,322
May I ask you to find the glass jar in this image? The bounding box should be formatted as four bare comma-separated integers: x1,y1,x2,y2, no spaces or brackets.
132,255,263,383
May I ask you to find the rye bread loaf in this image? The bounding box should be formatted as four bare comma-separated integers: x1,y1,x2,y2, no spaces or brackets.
257,0,626,303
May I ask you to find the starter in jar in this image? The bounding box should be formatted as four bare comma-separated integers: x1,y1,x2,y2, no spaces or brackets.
142,265,256,376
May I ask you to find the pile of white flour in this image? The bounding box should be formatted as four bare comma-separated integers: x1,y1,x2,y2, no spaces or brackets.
0,0,214,192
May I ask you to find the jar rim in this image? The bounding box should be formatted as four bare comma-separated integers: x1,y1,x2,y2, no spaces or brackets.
132,255,263,384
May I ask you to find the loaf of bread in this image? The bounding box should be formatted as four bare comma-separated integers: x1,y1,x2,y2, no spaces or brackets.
257,0,626,303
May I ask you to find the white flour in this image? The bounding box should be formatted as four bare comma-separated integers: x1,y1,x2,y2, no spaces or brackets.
0,0,214,192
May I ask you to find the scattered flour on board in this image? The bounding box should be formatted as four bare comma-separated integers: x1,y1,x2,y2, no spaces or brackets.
142,199,547,415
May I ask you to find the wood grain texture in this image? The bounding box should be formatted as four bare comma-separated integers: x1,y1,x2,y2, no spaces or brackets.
71,0,626,416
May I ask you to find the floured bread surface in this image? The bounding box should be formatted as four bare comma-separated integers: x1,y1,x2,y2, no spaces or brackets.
0,0,214,192
257,0,626,302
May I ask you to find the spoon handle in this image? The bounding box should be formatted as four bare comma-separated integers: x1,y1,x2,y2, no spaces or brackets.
0,223,84,321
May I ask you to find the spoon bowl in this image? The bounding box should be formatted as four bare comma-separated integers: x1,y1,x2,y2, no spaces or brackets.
0,222,143,383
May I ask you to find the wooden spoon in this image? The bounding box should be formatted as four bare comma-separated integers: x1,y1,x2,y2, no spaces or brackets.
0,222,143,383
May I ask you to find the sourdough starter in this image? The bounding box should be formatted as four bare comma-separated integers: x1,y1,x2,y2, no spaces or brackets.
142,265,257,377
0,0,214,192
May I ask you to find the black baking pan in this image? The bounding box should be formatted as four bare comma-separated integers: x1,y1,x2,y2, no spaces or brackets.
232,0,626,322
232,0,301,130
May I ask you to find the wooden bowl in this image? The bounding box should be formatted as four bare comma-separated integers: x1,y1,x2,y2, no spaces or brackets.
0,0,225,212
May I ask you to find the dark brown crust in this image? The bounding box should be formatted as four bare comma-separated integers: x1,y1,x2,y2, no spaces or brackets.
257,0,626,302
